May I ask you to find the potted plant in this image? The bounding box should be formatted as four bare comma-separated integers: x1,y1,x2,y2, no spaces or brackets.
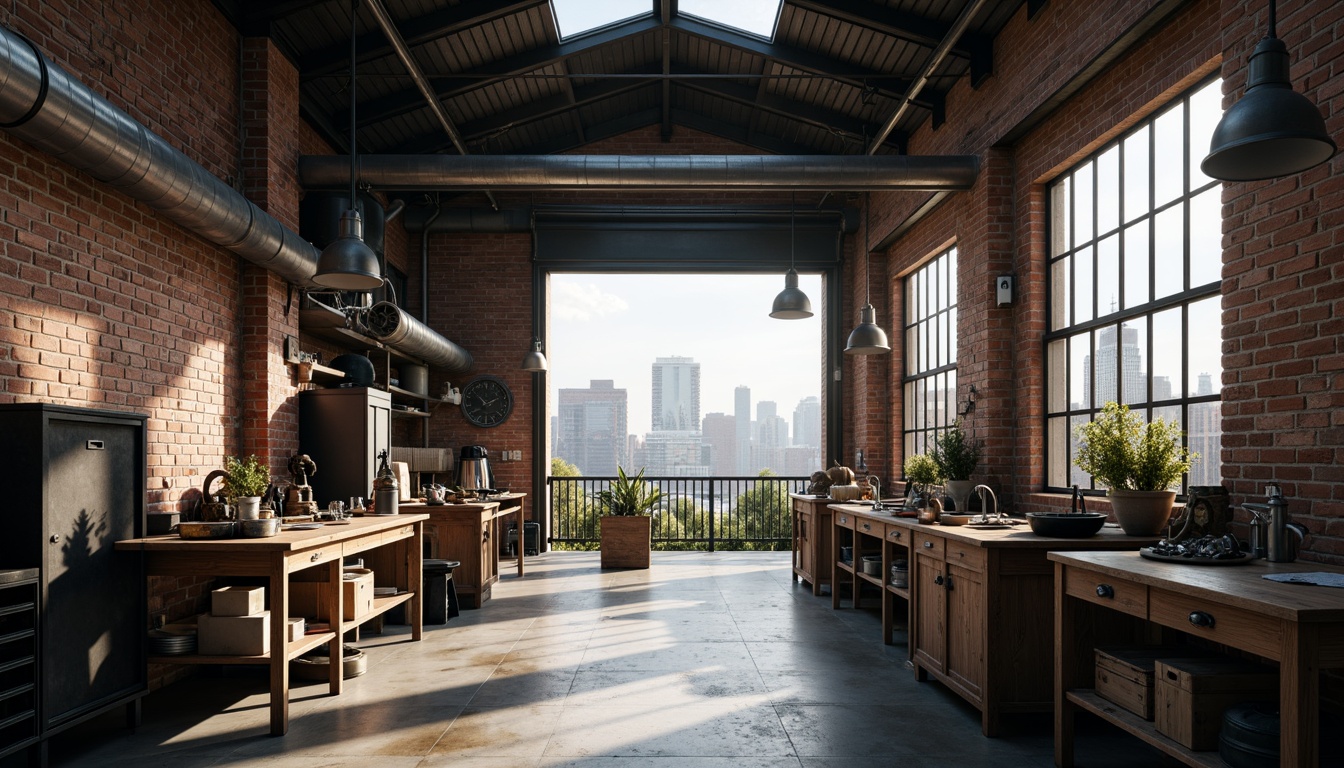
224,454,271,520
1073,401,1195,535
597,466,663,569
931,419,981,513
903,453,944,509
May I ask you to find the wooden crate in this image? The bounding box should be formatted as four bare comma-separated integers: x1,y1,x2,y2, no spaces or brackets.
1095,646,1210,720
1154,657,1277,750
601,516,650,569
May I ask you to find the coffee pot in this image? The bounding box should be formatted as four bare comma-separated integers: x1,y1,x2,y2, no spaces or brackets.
456,445,494,492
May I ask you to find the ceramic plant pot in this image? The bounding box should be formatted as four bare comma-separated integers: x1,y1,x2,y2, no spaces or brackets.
1108,489,1176,536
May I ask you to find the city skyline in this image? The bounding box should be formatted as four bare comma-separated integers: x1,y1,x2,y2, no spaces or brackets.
549,273,825,436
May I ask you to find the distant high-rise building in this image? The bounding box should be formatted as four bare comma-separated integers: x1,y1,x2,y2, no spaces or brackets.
756,401,777,421
556,380,628,475
651,356,700,431
1083,324,1145,406
755,413,789,473
643,431,707,476
734,385,751,474
793,396,820,447
702,413,737,476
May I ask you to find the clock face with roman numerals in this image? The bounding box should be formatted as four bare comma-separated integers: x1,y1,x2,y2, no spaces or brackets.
461,375,513,428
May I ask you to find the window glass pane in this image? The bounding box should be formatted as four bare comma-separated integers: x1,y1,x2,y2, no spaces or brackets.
1049,417,1069,487
1187,296,1221,396
1048,339,1068,412
1153,205,1184,299
1154,404,1181,431
1120,317,1147,405
1123,221,1150,309
1154,105,1185,206
1051,256,1071,330
1124,125,1151,222
1074,245,1094,322
1070,414,1092,488
947,248,958,305
905,327,918,376
1097,145,1120,235
948,306,958,363
1093,324,1118,406
902,246,959,453
1074,162,1094,245
680,0,783,39
1051,177,1071,256
1188,79,1223,190
1188,187,1221,287
1187,400,1222,487
1096,234,1120,315
553,0,649,38
935,311,946,368
1151,307,1183,400
1070,332,1091,410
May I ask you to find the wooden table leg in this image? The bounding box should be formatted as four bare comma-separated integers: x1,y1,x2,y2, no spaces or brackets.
1281,623,1320,767
1054,562,1075,767
515,501,525,578
411,520,423,641
269,563,290,736
324,558,343,697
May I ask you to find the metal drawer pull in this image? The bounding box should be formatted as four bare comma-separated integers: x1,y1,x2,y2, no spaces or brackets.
933,574,944,586
924,541,934,549
1096,584,1115,598
310,552,321,562
862,523,870,531
945,574,952,589
1188,611,1215,628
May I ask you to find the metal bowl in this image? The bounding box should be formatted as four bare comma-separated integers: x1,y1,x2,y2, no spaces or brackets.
175,521,236,539
1026,512,1107,538
238,518,281,538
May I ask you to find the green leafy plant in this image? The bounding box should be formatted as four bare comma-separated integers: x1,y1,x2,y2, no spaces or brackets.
903,453,944,487
223,454,270,498
1073,401,1195,491
596,466,663,516
930,419,981,481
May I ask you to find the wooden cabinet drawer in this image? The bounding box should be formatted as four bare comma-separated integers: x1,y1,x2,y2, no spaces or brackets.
913,532,944,559
1064,568,1147,618
945,540,984,572
855,517,880,537
885,525,908,545
291,545,341,571
1148,588,1283,660
835,512,854,529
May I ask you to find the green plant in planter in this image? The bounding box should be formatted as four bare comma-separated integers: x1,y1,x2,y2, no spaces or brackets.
930,419,981,481
1073,401,1195,491
903,453,944,501
223,454,270,499
596,466,663,516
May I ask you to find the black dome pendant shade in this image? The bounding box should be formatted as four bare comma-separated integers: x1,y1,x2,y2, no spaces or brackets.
771,193,813,319
845,194,890,355
313,0,384,291
1201,1,1336,182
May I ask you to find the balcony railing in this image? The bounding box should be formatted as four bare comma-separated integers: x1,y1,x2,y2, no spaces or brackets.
548,475,809,552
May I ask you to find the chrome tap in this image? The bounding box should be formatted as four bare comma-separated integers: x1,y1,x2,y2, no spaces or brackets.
973,484,999,523
868,476,881,510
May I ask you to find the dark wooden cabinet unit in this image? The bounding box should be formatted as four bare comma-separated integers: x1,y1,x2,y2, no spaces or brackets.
0,404,147,760
299,387,392,510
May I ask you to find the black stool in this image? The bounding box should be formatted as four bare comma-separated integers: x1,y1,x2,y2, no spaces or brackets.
423,559,461,624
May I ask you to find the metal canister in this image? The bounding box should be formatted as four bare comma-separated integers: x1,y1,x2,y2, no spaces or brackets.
373,448,398,515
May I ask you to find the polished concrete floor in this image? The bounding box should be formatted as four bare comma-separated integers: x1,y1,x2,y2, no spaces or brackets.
40,551,1159,767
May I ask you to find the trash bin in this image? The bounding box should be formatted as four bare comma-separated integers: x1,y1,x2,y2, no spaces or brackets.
507,521,541,556
423,559,460,624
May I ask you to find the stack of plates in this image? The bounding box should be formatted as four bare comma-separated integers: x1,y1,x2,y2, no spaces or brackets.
148,625,197,655
373,586,398,597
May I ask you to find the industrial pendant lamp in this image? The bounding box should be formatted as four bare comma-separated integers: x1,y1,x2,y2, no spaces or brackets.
845,194,891,355
770,193,813,319
1201,0,1336,182
520,337,548,372
313,0,383,290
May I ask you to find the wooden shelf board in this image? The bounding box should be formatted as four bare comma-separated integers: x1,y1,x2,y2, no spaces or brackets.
884,584,910,599
837,562,854,574
1067,689,1222,768
857,571,885,588
339,593,414,634
148,631,339,666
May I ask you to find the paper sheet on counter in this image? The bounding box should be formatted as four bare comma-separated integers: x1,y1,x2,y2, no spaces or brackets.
1262,572,1344,588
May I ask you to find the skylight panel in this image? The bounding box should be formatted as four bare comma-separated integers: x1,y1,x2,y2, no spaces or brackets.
680,0,784,40
552,0,650,40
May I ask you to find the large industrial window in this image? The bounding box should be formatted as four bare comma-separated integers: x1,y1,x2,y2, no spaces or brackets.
1045,77,1223,493
903,246,958,459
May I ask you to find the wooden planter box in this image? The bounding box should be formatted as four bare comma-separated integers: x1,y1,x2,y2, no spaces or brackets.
601,515,650,569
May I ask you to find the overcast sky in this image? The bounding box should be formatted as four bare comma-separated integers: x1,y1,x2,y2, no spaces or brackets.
549,273,826,436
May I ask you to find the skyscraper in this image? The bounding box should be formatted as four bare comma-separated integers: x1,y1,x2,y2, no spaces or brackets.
651,356,700,431
556,380,628,476
1083,323,1145,406
702,413,737,476
734,385,751,475
793,396,820,447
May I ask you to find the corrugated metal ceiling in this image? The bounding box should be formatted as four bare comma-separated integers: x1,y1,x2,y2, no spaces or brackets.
219,0,1025,168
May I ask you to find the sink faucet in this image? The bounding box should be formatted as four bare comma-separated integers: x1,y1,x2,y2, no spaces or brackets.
868,476,881,510
973,484,999,523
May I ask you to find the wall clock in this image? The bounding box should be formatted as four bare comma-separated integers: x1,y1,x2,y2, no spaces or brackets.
461,375,513,428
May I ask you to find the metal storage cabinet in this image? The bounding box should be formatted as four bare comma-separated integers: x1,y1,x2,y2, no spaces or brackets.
0,568,40,760
299,387,392,510
0,404,147,753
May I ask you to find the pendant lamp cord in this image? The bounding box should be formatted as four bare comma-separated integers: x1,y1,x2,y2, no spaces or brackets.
349,0,358,214
863,193,871,304
1267,0,1276,38
790,192,796,269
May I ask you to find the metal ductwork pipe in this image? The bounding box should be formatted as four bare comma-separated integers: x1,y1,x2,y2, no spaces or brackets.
0,27,318,285
298,154,980,192
403,206,532,233
365,302,473,374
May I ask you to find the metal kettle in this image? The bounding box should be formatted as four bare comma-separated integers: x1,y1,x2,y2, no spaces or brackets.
456,445,494,491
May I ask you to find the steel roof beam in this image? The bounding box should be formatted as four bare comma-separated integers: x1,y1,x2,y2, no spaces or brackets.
789,0,988,61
